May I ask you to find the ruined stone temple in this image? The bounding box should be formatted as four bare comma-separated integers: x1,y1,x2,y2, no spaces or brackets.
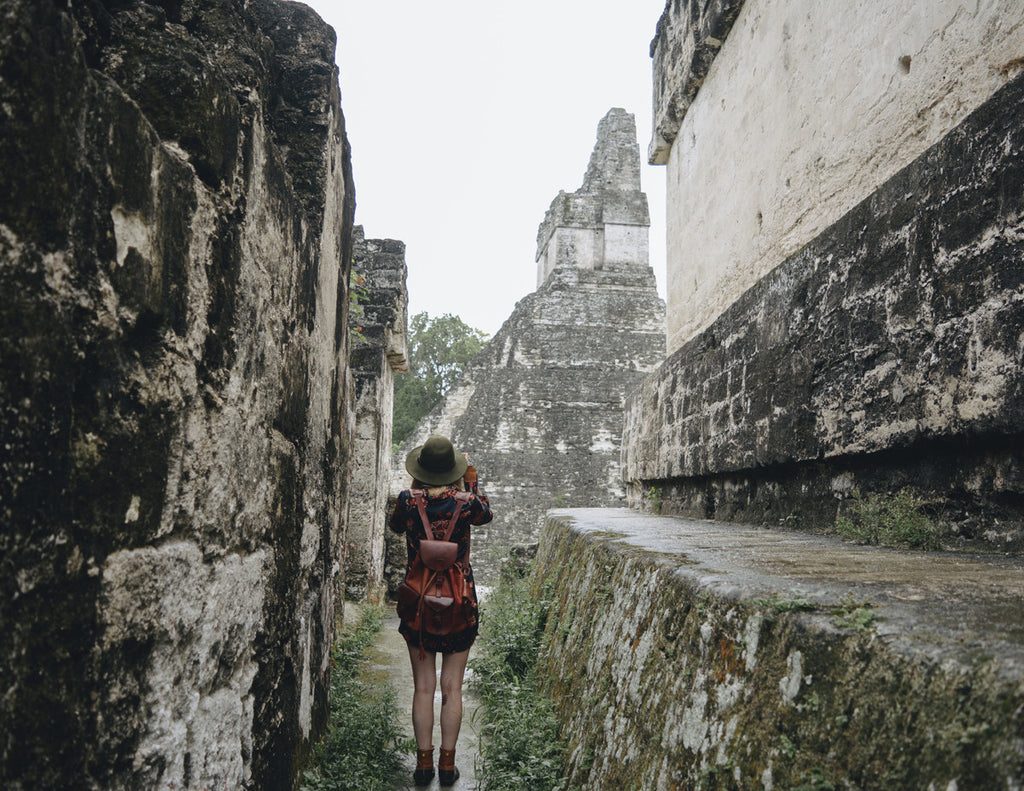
0,1,408,788
531,2,1024,789
344,227,409,602
4,0,1024,789
392,108,666,573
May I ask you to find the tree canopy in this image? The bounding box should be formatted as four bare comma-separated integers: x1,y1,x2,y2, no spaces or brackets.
392,312,489,446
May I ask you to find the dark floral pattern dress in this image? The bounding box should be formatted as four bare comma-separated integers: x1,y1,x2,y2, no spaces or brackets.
389,483,492,654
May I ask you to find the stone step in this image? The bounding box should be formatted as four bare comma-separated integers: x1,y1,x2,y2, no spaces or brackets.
533,508,1024,790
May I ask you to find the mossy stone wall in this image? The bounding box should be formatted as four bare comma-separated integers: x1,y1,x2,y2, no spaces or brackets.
0,1,355,787
533,510,1024,790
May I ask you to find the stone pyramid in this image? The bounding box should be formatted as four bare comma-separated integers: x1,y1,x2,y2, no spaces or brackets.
393,108,665,578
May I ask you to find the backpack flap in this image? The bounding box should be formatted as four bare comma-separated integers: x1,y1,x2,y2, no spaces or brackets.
419,539,458,570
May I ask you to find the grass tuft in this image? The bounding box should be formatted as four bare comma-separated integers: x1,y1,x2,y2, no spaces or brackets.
834,489,941,550
300,607,411,791
829,595,877,631
471,566,567,791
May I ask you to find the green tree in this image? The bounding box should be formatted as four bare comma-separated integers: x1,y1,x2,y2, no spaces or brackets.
392,312,489,445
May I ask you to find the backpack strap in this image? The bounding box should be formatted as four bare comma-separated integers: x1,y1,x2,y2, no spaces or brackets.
410,490,430,539
457,492,473,565
446,492,471,543
410,490,471,542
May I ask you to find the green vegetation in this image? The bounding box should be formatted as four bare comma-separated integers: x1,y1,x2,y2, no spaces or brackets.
753,595,817,613
645,485,663,514
392,312,489,445
795,691,822,714
589,530,628,540
300,608,410,791
699,759,736,784
471,567,568,791
829,596,876,631
833,489,940,549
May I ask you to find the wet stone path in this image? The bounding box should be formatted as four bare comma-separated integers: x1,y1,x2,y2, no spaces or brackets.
362,611,483,790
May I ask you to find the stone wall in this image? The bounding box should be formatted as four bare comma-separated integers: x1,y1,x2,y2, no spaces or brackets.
651,0,1024,354
625,66,1024,552
0,1,355,788
344,227,408,602
534,509,1024,789
393,110,665,581
627,0,1024,551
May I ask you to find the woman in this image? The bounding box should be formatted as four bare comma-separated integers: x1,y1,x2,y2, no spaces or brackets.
389,434,492,787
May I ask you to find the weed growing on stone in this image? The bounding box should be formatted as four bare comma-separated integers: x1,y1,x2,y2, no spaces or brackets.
753,595,817,613
557,602,577,639
471,565,568,791
795,691,822,714
834,489,941,549
300,607,409,791
590,530,628,540
944,720,991,746
829,596,876,631
645,485,663,514
577,740,596,776
698,759,736,785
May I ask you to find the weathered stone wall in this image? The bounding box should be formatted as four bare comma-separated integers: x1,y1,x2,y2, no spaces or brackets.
393,110,665,581
0,1,355,788
345,227,408,602
625,69,1024,551
651,0,1024,353
534,509,1024,790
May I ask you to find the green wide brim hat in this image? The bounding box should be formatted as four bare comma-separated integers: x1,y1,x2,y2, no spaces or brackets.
405,434,469,486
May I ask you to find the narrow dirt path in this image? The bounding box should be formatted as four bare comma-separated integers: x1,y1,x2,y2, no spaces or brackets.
363,611,483,790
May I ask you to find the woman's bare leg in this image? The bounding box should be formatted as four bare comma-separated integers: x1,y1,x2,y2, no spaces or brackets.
439,648,471,750
408,646,438,749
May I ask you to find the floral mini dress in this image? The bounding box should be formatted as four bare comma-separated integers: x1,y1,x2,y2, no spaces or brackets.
389,483,492,654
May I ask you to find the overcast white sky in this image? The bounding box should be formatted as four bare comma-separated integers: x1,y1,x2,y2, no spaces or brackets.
303,1,668,336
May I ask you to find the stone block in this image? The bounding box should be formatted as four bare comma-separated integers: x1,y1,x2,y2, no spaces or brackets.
655,0,1024,355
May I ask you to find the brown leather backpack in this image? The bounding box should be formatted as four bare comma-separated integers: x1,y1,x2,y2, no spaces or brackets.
396,490,477,646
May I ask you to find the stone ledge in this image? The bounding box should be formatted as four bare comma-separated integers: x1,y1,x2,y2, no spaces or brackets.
534,508,1024,789
649,0,746,164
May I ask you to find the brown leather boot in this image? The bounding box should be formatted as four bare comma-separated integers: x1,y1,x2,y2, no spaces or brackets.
438,747,459,786
413,747,434,786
